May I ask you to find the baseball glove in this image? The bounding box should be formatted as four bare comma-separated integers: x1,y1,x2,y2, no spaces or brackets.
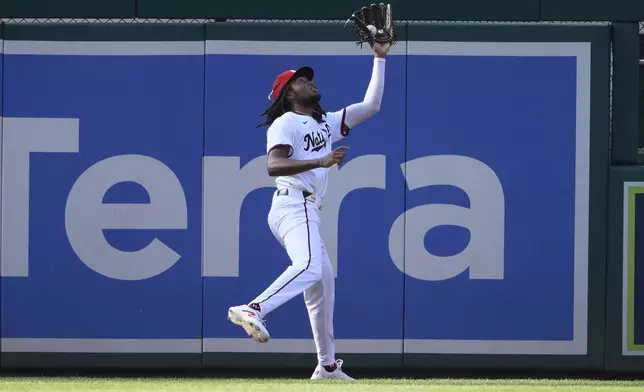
345,3,396,47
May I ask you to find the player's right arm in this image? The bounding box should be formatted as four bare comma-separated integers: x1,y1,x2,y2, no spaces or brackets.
267,145,349,177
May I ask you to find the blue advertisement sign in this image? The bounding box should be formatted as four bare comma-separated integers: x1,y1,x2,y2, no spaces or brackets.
1,42,205,352
403,42,590,354
0,39,590,356
202,43,407,353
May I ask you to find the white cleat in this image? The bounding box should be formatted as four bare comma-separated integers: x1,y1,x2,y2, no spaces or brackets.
310,359,355,381
227,305,270,343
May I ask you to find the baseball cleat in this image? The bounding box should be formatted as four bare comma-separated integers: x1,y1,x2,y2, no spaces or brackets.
227,304,270,343
310,359,355,381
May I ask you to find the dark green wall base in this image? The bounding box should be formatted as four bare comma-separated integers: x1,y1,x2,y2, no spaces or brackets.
203,353,402,370
404,355,601,372
1,353,202,369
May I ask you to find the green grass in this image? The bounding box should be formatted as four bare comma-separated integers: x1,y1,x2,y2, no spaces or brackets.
1,378,644,392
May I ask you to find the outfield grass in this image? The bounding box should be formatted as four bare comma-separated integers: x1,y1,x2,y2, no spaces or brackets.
0,377,644,391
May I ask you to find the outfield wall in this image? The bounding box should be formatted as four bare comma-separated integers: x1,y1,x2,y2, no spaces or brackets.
0,21,638,374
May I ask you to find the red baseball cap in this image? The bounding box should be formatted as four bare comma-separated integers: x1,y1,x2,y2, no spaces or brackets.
268,66,314,101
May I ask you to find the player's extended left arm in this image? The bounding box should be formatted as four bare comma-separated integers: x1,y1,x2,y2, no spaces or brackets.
343,56,386,130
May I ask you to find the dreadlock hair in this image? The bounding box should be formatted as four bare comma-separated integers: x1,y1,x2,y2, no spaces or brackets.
257,84,326,128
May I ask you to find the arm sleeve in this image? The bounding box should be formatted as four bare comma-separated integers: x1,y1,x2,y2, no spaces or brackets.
266,117,296,157
324,57,386,143
324,108,348,143
343,57,386,129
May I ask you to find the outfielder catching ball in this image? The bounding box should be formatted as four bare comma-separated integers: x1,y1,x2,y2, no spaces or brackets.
228,3,396,381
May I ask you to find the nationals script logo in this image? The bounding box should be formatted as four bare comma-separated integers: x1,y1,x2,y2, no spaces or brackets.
304,124,331,153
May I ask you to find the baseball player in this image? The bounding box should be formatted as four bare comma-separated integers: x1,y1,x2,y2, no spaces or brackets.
228,40,390,380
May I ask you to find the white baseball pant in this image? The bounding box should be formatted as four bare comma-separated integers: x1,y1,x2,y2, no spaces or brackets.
250,188,335,366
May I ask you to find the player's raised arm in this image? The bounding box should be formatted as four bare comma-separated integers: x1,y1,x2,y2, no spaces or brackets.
340,3,396,132
342,42,390,131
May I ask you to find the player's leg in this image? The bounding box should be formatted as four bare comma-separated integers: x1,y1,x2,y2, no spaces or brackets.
228,199,323,343
304,244,334,365
307,243,354,381
252,216,324,314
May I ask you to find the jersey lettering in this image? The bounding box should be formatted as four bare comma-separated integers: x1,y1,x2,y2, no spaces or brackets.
304,130,328,152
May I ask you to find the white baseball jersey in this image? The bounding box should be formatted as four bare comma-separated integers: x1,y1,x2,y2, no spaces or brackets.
266,109,348,200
